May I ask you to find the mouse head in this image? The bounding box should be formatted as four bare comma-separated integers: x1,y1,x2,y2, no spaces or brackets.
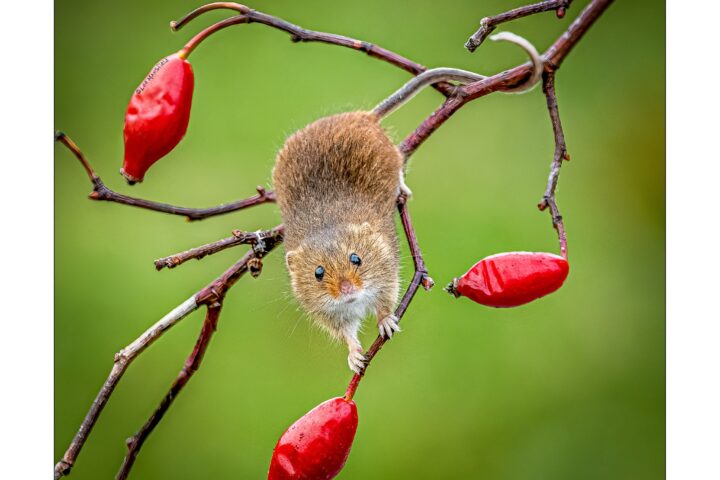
285,222,394,317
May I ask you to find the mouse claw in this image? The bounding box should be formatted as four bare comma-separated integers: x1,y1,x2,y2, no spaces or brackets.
378,314,401,339
347,348,366,374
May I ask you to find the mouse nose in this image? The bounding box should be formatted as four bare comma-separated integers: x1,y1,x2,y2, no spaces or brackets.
340,279,355,295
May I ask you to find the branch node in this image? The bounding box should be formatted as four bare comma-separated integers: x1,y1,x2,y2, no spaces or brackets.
55,460,71,477
421,274,435,291
251,231,267,254
544,57,561,73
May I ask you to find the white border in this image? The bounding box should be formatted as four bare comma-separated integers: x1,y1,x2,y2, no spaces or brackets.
0,1,717,477
0,0,54,476
667,1,720,479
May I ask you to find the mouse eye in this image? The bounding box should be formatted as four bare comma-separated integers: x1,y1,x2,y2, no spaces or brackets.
349,253,362,266
314,266,325,281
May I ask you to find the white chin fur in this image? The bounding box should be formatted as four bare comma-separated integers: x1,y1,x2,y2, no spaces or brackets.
323,288,376,322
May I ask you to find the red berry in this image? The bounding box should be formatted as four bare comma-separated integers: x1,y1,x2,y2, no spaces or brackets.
268,397,358,480
121,52,194,183
448,252,569,307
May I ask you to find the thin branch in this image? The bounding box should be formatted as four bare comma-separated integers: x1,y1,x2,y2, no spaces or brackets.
116,230,283,479
89,183,276,222
538,70,569,257
344,195,433,400
54,228,284,479
170,2,456,97
154,225,285,271
116,303,223,480
55,132,276,221
465,0,572,52
178,14,249,58
54,296,199,479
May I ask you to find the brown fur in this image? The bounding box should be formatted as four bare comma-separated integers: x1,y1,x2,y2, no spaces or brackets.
272,111,402,342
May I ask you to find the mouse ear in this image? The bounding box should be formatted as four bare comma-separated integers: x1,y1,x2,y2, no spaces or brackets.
354,222,374,234
285,249,299,270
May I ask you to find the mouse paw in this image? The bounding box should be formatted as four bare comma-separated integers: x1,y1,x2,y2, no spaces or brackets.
378,314,401,339
347,348,366,374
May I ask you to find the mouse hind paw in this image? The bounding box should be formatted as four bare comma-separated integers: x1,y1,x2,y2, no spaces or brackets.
347,348,367,374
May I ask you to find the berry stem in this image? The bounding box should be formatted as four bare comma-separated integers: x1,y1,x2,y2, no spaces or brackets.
178,14,249,59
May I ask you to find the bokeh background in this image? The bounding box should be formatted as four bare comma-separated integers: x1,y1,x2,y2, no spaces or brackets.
55,1,664,478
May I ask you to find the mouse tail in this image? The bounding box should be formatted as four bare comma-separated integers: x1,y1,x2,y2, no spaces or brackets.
372,31,543,119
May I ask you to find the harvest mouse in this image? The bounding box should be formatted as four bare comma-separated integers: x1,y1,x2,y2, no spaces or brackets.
273,32,542,373
273,111,403,373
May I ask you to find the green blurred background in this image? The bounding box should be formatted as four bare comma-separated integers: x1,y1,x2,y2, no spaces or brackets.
55,1,664,478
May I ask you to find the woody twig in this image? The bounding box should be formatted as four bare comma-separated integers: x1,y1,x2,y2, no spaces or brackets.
116,303,223,480
55,132,276,222
539,70,570,258
53,218,283,479
154,225,285,271
465,0,573,52
170,2,456,97
116,234,281,479
53,293,199,479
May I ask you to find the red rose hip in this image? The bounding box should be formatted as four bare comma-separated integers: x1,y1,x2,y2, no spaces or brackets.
268,397,358,480
447,252,569,307
121,52,194,184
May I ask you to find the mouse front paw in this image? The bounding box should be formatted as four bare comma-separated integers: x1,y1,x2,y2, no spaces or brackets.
378,314,401,339
347,348,366,374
